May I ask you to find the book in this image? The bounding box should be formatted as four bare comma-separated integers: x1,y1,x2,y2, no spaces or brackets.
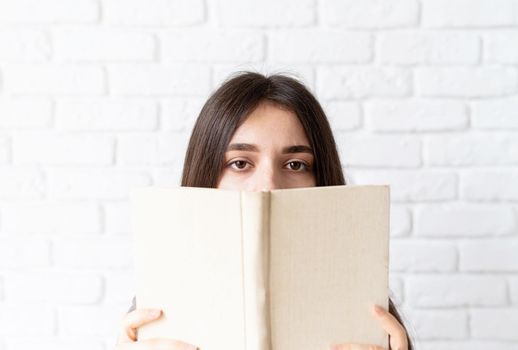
130,184,390,350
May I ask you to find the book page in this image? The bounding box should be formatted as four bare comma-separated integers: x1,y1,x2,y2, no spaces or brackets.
130,186,249,349
269,185,389,349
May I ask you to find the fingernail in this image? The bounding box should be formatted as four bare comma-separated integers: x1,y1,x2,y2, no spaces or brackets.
149,309,161,317
374,304,383,315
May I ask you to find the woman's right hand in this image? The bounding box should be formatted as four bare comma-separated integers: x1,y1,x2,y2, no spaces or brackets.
115,308,198,350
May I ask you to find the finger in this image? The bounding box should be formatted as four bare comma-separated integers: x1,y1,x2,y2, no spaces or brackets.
119,309,162,342
371,304,408,350
117,328,136,344
116,338,198,350
117,324,139,343
330,343,387,350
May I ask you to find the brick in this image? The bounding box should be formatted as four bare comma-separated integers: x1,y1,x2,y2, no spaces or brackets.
0,238,50,268
58,305,126,336
4,64,105,95
320,0,418,28
0,167,44,199
0,201,101,234
162,30,264,62
0,137,10,164
109,64,210,96
47,168,151,199
214,0,315,27
422,0,516,27
416,67,518,97
6,341,104,350
415,204,515,237
471,308,518,340
54,29,155,61
347,169,457,202
336,135,421,168
103,0,204,25
0,30,50,61
0,305,54,336
323,101,361,131
0,0,98,23
365,99,468,132
0,98,52,128
510,277,518,305
425,134,518,166
317,66,411,99
104,202,131,235
152,167,183,187
337,135,422,168
117,132,189,166
390,240,457,272
389,275,403,303
13,132,114,165
421,341,518,350
4,272,102,304
53,237,133,269
461,170,518,201
269,30,371,63
104,271,136,304
161,97,205,131
459,239,518,272
389,205,411,237
56,98,158,130
407,275,507,307
404,309,468,340
471,97,518,129
484,30,518,63
378,31,479,64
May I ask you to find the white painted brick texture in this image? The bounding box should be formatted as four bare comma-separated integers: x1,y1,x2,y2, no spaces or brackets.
0,0,517,349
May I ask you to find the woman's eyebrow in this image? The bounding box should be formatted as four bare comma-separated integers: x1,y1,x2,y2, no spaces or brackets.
226,143,314,155
283,145,314,155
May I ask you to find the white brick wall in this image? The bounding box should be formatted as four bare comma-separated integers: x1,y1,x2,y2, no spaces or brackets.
421,0,517,27
0,1,517,349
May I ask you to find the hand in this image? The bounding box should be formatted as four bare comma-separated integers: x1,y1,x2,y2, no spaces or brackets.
329,304,408,350
115,308,198,350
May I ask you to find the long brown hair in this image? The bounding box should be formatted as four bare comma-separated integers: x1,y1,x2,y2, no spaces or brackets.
180,71,414,349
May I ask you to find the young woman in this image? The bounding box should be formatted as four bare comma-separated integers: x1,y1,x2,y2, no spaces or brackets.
115,72,414,350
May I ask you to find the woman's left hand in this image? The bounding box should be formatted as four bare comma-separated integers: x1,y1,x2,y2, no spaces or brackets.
329,304,409,350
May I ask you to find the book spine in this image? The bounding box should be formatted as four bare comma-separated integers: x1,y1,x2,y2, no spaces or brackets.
241,191,271,350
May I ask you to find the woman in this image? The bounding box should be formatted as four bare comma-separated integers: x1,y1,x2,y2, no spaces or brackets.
115,72,414,350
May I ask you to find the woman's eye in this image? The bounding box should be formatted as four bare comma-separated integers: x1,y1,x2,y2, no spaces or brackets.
228,160,250,170
286,161,309,172
227,160,310,172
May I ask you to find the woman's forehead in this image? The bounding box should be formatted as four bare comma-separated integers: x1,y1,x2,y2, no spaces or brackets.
230,103,308,142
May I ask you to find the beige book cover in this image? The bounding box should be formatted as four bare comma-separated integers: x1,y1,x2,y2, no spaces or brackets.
130,184,390,350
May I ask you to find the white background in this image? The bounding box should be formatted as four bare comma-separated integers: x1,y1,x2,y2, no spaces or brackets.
0,0,517,349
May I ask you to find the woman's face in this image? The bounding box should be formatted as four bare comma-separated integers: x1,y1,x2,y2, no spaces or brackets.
216,101,316,191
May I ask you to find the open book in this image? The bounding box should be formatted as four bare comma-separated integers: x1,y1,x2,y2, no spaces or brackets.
130,184,390,350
